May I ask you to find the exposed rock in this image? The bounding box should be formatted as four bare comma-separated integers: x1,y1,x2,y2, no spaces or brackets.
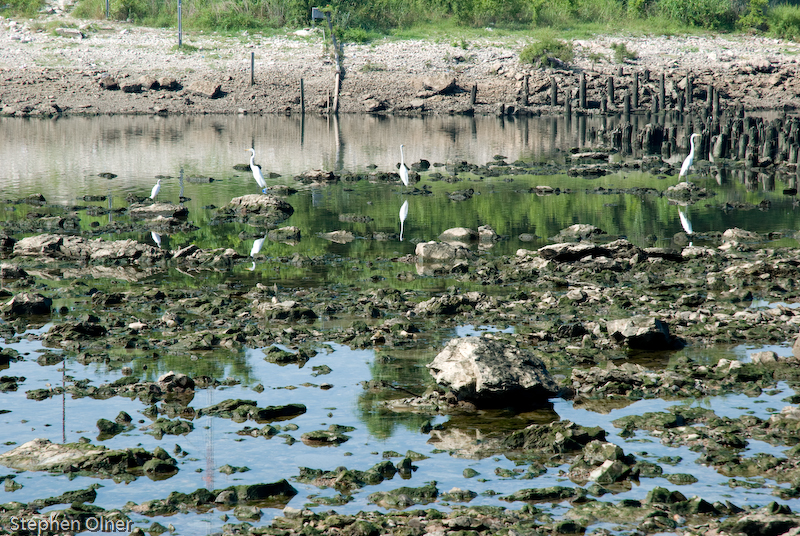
0,438,177,481
99,76,119,90
722,227,763,244
120,82,141,93
188,80,222,98
129,203,188,219
268,226,301,243
294,169,339,184
157,77,180,90
215,194,294,224
254,299,317,321
606,316,682,350
137,75,159,90
415,241,474,262
2,292,52,316
427,336,558,408
415,75,458,94
438,227,478,242
552,224,607,242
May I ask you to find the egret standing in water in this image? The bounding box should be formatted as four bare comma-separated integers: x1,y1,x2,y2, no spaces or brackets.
150,179,161,200
151,231,162,249
399,145,409,187
247,148,267,193
679,133,700,180
399,200,409,241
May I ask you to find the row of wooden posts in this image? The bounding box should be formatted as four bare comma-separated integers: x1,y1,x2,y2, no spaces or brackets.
523,69,722,118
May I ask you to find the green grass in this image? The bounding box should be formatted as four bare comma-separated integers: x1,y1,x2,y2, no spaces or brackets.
4,0,798,45
610,41,638,62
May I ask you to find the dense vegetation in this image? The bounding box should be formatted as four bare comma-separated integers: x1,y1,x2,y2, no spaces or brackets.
3,0,800,41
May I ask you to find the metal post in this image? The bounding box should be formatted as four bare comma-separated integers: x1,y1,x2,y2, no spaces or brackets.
178,0,182,48
300,78,305,114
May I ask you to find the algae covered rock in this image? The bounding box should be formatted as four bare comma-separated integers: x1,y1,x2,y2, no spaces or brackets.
0,438,178,481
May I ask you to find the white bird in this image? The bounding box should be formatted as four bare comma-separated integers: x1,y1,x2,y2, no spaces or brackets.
248,148,267,193
678,208,693,235
151,231,162,248
679,133,700,179
399,145,409,187
399,200,409,241
150,179,161,200
250,236,266,257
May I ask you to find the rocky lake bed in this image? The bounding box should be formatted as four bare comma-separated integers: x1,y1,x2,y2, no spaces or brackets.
3,7,800,536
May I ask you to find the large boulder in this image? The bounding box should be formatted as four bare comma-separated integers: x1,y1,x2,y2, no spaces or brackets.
2,292,51,316
606,316,682,350
427,337,559,408
415,241,474,262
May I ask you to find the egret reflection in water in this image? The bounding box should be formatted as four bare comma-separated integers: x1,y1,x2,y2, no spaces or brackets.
399,200,409,241
399,144,409,187
248,235,267,271
679,207,693,246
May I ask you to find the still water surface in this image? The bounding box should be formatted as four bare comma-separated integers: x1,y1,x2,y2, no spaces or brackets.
1,114,799,534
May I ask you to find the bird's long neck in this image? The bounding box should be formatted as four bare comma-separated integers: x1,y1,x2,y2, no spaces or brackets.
250,153,256,166
689,136,696,155
400,146,405,164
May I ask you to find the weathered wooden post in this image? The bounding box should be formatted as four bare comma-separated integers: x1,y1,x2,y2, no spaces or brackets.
250,52,255,86
470,84,477,107
685,73,693,106
300,78,305,114
522,75,529,106
632,71,639,109
659,73,665,112
579,72,586,109
550,77,558,106
607,76,615,109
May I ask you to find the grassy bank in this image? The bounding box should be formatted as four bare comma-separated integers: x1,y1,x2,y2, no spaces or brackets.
3,0,800,42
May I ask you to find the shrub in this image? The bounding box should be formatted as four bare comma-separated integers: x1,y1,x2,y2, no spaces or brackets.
738,0,768,30
657,0,737,30
769,3,800,40
610,42,637,62
2,0,44,17
520,37,574,67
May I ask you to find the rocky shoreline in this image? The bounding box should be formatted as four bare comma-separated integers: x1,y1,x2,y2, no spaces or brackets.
3,14,800,117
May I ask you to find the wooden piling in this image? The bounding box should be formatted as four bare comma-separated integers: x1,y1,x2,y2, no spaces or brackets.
333,72,341,115
470,84,477,107
300,78,305,114
250,52,255,86
522,75,529,107
623,91,630,116
579,73,586,109
565,96,572,116
685,73,692,106
550,77,558,107
659,73,665,112
632,72,638,109
607,76,615,108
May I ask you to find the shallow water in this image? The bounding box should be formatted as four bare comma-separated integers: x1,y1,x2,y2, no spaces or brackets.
2,114,800,534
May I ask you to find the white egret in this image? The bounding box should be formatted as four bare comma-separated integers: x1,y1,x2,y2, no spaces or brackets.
399,199,409,241
250,236,266,257
247,148,267,193
150,179,161,200
151,231,162,248
679,133,700,179
399,145,409,187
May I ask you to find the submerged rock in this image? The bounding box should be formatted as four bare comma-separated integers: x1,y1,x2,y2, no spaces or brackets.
1,292,52,316
0,439,178,481
427,336,559,408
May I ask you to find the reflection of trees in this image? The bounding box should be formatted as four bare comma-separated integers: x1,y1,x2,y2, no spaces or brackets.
357,347,438,440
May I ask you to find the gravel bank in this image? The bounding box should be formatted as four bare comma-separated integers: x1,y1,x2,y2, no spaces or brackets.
2,11,800,116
